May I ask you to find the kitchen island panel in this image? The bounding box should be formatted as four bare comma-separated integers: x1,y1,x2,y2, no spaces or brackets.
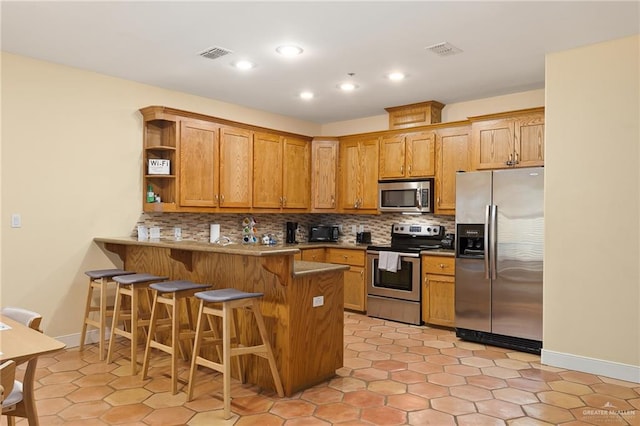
98,239,344,396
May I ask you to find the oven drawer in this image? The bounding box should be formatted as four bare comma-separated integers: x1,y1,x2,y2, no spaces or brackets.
326,248,365,266
422,256,455,276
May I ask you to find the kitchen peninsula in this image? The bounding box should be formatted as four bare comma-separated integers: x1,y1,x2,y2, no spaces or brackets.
94,237,348,396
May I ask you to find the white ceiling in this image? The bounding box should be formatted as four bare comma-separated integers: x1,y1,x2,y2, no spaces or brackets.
2,1,638,124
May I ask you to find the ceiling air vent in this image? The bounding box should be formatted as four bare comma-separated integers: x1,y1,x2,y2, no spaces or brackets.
425,42,462,57
198,46,233,60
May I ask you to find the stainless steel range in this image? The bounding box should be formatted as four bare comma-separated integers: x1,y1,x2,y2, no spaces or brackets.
366,223,444,325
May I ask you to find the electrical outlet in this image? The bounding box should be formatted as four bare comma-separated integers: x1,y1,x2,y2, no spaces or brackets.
359,224,364,233
351,225,357,234
11,214,21,228
312,296,324,307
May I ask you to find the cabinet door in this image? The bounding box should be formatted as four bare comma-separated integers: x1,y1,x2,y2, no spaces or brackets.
379,134,405,179
311,139,338,211
282,137,310,210
344,266,365,312
406,132,435,177
424,275,455,327
472,119,515,170
179,121,219,207
515,114,544,167
338,139,361,210
359,137,380,210
253,132,283,208
435,126,470,215
219,126,252,208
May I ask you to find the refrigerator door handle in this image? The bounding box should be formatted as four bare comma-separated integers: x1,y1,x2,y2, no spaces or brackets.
490,204,498,279
484,205,490,279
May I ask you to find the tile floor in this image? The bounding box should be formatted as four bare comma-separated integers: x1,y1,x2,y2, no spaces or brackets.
6,312,639,425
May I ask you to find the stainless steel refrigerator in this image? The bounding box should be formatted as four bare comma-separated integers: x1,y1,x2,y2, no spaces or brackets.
455,167,543,354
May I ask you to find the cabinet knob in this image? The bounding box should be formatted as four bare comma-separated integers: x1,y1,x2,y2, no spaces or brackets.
400,165,404,174
343,255,348,260
220,194,225,204
439,263,445,268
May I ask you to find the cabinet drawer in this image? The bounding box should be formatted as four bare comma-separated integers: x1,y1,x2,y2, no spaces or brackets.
422,256,455,276
301,248,326,262
326,248,365,266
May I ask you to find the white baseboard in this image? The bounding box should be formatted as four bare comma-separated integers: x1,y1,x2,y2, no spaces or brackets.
56,328,111,349
542,349,640,384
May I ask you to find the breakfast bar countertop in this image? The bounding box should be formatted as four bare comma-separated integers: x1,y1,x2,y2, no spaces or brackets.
94,236,301,256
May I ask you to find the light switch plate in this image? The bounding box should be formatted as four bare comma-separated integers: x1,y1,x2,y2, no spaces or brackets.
312,296,324,307
11,214,21,228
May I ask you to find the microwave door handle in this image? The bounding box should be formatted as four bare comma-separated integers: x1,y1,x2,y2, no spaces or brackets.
416,188,421,208
484,205,490,279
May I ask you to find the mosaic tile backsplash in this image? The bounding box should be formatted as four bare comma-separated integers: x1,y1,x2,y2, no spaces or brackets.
134,212,455,245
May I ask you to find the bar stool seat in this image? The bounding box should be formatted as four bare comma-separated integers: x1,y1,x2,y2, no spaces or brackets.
187,288,284,419
141,280,211,394
107,273,168,375
80,268,135,360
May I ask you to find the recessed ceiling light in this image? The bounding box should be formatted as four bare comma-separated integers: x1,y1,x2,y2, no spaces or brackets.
276,45,303,57
299,91,314,100
233,60,256,70
387,72,406,81
339,82,358,91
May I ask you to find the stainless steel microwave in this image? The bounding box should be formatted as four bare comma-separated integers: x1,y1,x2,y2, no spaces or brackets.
378,179,434,213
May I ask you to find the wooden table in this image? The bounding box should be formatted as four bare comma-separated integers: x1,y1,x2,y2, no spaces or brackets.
0,315,66,425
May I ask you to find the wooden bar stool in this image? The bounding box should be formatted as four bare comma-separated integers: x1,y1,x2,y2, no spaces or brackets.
107,273,168,375
140,280,211,394
186,288,284,419
80,269,135,360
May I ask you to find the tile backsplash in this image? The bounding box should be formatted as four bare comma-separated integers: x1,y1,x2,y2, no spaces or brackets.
134,212,455,245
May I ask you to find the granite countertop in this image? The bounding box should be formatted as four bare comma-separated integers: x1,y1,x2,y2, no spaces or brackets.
94,236,301,257
286,242,369,251
421,249,456,257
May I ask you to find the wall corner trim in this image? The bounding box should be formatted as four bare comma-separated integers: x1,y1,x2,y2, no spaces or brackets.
541,349,640,384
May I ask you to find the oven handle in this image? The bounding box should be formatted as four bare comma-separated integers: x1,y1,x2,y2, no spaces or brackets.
366,250,420,258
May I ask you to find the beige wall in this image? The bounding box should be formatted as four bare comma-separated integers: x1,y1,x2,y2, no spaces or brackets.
0,52,319,339
544,35,639,372
319,89,545,136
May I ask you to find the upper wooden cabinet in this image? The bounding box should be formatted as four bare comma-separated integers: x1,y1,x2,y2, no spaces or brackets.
385,101,444,130
470,108,544,170
219,126,253,209
140,106,312,213
179,120,219,208
435,125,471,216
379,131,435,179
253,133,310,211
311,138,338,211
282,137,310,210
339,136,379,213
253,132,283,209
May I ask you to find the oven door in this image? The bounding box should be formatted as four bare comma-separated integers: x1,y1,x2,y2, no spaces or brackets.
366,252,421,302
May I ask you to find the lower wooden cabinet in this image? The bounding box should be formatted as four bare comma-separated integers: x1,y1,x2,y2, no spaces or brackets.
301,248,325,262
422,255,455,327
295,247,366,312
325,248,367,312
